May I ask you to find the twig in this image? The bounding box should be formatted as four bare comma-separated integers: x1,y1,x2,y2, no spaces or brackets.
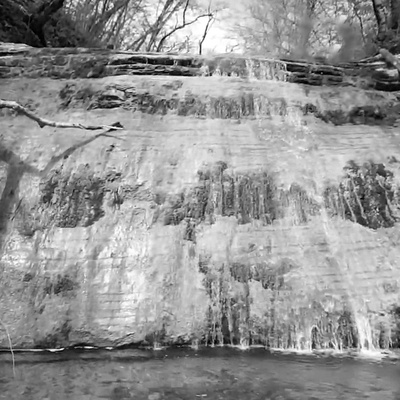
0,100,124,131
0,318,16,378
10,197,23,221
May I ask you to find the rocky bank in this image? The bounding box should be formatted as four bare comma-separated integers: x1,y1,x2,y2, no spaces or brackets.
0,42,400,350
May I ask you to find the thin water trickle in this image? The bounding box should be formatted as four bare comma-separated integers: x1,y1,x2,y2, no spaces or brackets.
355,314,376,352
191,339,199,350
283,100,381,354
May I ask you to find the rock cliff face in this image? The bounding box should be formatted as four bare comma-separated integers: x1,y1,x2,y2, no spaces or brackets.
1,43,400,350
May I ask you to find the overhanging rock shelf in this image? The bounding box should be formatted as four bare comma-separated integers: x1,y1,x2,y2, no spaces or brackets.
1,42,400,92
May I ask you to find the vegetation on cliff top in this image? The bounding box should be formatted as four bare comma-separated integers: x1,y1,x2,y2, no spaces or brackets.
2,0,400,61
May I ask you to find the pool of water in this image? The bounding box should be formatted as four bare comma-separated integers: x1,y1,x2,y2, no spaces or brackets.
0,347,400,399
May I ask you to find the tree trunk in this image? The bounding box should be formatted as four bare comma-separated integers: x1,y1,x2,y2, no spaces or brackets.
24,0,65,47
390,0,400,30
372,0,389,41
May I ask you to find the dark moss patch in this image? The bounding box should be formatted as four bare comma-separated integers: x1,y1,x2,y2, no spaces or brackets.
22,272,33,282
15,200,41,237
336,311,359,348
162,172,215,242
136,93,171,115
16,167,131,234
65,83,292,119
391,306,400,348
324,160,399,229
38,164,105,228
303,103,397,126
235,173,278,224
0,158,25,236
230,258,297,290
53,274,78,295
43,276,53,296
278,183,320,223
59,83,98,109
34,321,71,349
43,273,79,297
198,254,211,275
143,325,167,347
160,163,319,242
310,309,359,350
230,263,253,284
163,193,187,226
204,291,241,346
196,255,373,350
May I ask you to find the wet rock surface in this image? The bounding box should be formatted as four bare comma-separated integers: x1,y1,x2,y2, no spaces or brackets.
2,42,400,92
0,45,400,351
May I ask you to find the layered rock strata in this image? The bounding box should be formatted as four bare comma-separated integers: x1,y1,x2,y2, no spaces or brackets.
0,43,400,350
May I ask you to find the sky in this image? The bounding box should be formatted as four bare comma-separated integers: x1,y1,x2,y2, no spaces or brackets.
168,0,243,54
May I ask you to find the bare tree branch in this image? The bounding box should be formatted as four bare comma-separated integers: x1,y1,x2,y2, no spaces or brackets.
351,0,367,44
88,0,130,41
199,10,215,55
130,1,179,52
0,100,124,132
145,0,181,51
156,1,214,52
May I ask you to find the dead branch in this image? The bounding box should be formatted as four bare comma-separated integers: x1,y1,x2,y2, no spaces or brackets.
0,100,124,131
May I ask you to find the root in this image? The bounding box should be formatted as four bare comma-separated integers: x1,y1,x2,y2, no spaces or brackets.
0,318,16,378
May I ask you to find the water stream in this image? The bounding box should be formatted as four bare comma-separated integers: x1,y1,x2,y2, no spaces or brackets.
1,347,399,400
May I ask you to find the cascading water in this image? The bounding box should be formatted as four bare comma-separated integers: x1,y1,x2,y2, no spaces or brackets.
235,63,385,355
286,100,381,355
354,314,375,352
1,44,399,358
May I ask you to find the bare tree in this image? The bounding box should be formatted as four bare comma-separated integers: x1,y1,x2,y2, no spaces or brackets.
64,0,141,47
114,0,217,51
230,0,400,60
233,0,326,57
154,0,214,52
58,0,218,51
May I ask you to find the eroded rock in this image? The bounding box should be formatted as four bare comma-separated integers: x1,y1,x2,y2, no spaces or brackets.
0,45,400,350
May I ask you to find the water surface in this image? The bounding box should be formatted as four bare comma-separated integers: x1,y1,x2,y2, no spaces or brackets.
1,348,399,399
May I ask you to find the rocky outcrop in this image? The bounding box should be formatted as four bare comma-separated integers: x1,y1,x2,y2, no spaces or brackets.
2,41,400,91
1,43,400,350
